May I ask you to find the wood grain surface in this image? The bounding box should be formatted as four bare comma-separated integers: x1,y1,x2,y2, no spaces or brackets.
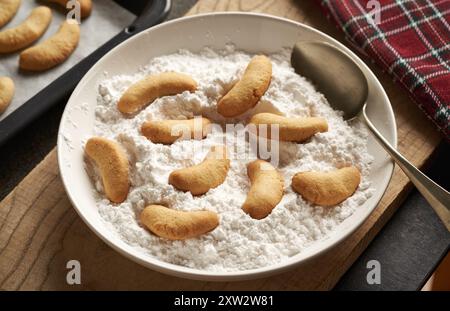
0,0,442,290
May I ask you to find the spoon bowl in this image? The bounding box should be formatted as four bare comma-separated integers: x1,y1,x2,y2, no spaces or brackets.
291,42,368,120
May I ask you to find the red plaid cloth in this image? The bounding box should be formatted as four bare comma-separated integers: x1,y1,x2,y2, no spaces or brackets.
318,0,450,140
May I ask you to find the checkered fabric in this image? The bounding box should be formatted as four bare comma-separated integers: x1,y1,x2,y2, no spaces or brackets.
318,0,450,140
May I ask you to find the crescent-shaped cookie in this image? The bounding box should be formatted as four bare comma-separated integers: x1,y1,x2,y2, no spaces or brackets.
0,0,21,28
19,20,80,71
0,76,14,115
140,205,219,240
292,166,361,206
44,0,92,19
0,6,52,53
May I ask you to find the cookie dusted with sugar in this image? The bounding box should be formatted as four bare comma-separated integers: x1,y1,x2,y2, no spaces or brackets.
249,112,328,142
292,166,361,206
85,137,130,203
118,72,198,115
140,205,219,240
169,145,230,196
242,160,284,220
141,117,211,144
217,55,272,117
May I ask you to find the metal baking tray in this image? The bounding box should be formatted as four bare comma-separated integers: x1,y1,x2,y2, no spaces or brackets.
0,0,171,146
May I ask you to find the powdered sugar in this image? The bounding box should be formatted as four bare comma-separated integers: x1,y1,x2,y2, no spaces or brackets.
89,46,373,272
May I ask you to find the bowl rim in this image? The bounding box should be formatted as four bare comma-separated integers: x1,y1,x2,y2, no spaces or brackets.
57,11,397,281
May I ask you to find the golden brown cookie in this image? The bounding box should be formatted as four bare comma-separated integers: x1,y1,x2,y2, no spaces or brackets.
0,76,14,115
291,166,361,206
0,6,52,53
19,20,80,71
85,137,130,203
0,0,21,28
118,72,198,115
217,55,272,117
242,160,284,219
141,117,211,144
44,0,92,19
249,113,328,142
140,205,219,240
169,145,230,196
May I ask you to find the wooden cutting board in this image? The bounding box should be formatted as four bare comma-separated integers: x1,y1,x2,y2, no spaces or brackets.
0,0,442,290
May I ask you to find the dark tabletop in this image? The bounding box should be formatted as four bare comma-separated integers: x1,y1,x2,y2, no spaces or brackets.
0,0,448,291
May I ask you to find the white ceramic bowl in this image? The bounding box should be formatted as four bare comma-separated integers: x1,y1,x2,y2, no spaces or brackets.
57,12,397,281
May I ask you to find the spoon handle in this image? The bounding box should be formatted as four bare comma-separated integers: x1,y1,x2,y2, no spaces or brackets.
362,105,450,232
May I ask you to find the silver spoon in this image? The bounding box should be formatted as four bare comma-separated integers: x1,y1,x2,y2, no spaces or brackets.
291,41,450,231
